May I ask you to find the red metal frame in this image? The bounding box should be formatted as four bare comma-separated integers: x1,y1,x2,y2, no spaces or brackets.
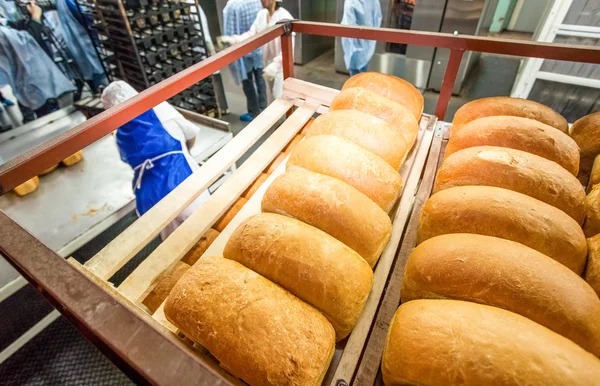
1,20,600,385
2,21,600,193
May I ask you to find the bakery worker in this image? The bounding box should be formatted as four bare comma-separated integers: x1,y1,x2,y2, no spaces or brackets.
218,0,295,102
221,0,266,122
341,0,382,76
56,0,107,92
101,81,210,240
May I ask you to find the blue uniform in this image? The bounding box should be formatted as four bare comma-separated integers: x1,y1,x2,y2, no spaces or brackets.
341,0,382,74
116,109,193,216
0,26,75,109
56,0,106,87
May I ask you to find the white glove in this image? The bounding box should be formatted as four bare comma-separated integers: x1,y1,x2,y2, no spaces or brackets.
263,61,281,81
216,35,235,48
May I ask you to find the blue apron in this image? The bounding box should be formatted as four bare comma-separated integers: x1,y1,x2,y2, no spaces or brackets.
116,109,193,216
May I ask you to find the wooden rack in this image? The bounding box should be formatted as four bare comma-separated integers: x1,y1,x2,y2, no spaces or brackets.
69,77,437,385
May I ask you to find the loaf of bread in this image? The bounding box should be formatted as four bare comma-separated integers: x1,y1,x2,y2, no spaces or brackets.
584,185,600,237
570,111,600,158
287,135,403,213
381,299,600,386
224,213,373,340
585,234,600,297
40,164,59,175
342,72,424,120
180,228,220,265
62,150,83,166
402,234,600,356
306,110,408,170
142,261,190,313
165,256,335,386
242,173,269,199
445,115,580,175
588,154,600,191
13,176,39,196
214,197,247,232
265,152,287,174
330,87,419,149
262,169,392,267
434,146,586,224
452,97,568,135
418,186,587,274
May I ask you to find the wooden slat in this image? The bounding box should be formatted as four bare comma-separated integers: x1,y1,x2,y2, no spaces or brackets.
150,147,293,325
84,98,294,280
283,78,340,113
353,122,446,386
153,302,178,333
328,115,437,386
116,103,318,303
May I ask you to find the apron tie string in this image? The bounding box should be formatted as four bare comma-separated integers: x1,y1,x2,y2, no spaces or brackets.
133,150,184,190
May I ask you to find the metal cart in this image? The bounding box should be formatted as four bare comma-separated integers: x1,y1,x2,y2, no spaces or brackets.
0,20,599,386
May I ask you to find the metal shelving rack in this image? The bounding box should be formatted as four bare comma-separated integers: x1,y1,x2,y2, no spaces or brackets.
75,0,219,116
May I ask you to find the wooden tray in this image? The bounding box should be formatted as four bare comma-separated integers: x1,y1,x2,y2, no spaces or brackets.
70,78,438,386
354,121,450,386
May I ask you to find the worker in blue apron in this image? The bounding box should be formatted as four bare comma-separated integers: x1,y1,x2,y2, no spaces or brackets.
102,81,209,240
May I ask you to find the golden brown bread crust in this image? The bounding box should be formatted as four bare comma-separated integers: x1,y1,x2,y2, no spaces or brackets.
165,256,335,386
223,213,373,340
62,150,84,166
330,87,419,150
13,176,39,196
434,146,586,224
381,299,600,386
585,234,600,297
214,197,247,232
261,169,392,267
418,186,587,274
180,228,220,265
584,185,600,237
287,135,403,213
570,111,600,158
589,155,600,191
445,115,580,175
451,96,568,135
342,72,424,120
142,261,190,313
402,234,600,356
307,110,408,169
242,173,269,199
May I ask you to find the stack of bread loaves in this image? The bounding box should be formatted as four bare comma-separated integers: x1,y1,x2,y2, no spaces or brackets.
382,97,600,385
163,72,423,385
571,111,600,301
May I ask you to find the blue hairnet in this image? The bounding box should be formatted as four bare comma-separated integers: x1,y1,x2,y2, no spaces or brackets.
340,0,382,71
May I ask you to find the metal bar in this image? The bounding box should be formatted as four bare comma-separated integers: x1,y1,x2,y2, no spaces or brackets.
0,24,285,195
290,21,600,64
434,49,465,120
0,211,235,386
281,33,294,80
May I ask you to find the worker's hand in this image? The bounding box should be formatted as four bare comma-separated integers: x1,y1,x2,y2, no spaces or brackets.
263,61,280,81
27,0,43,21
216,35,235,48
